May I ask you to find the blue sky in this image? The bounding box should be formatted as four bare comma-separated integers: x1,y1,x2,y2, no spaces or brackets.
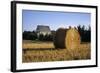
22,10,91,31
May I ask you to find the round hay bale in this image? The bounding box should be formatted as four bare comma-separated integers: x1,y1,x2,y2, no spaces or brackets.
65,28,80,50
53,28,67,48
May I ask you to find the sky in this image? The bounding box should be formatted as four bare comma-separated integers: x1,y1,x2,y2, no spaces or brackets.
22,10,91,31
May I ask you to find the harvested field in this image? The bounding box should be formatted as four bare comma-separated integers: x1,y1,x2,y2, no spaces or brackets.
23,40,54,49
22,40,91,63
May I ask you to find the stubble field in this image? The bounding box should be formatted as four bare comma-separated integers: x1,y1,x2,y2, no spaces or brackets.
22,40,91,63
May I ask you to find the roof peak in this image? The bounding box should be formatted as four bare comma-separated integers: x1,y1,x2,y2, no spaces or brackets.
37,25,49,27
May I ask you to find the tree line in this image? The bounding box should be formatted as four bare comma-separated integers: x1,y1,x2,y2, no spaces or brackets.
23,30,56,41
23,25,91,42
77,25,91,42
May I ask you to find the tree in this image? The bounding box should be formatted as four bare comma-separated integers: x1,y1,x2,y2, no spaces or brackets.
38,33,44,41
32,31,37,40
23,31,37,40
77,25,91,42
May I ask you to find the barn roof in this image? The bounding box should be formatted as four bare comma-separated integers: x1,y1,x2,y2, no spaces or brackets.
36,25,51,32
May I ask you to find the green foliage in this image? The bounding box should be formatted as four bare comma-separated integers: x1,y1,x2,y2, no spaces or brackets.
38,33,44,41
77,25,91,42
38,33,53,41
23,31,37,40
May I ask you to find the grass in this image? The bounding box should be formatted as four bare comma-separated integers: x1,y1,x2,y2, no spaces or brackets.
22,40,91,63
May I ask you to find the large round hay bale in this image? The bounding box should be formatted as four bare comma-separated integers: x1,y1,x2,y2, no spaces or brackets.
53,28,67,48
65,28,80,50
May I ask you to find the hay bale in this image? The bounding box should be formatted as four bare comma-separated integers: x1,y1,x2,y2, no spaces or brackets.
65,28,80,50
53,28,67,48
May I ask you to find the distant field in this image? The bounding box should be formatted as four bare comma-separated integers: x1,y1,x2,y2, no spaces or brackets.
23,40,54,49
22,40,91,63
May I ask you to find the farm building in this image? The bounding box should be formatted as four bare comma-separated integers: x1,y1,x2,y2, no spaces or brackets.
36,25,51,36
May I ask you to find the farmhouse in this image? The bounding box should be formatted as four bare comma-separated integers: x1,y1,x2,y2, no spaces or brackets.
36,25,51,36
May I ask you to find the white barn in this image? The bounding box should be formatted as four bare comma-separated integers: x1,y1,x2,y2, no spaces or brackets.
36,25,51,36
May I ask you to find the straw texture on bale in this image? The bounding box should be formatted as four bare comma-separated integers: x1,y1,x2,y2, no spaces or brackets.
65,28,80,50
53,28,67,48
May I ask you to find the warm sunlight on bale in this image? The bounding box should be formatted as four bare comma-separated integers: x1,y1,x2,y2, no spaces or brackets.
65,28,80,50
53,28,67,48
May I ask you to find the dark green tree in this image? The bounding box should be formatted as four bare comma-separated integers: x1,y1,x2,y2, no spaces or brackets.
23,31,37,40
77,25,91,42
38,33,44,41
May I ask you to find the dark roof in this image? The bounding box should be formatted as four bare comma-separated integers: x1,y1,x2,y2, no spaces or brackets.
36,25,51,32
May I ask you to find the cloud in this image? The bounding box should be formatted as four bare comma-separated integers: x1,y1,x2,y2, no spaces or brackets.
58,24,78,29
